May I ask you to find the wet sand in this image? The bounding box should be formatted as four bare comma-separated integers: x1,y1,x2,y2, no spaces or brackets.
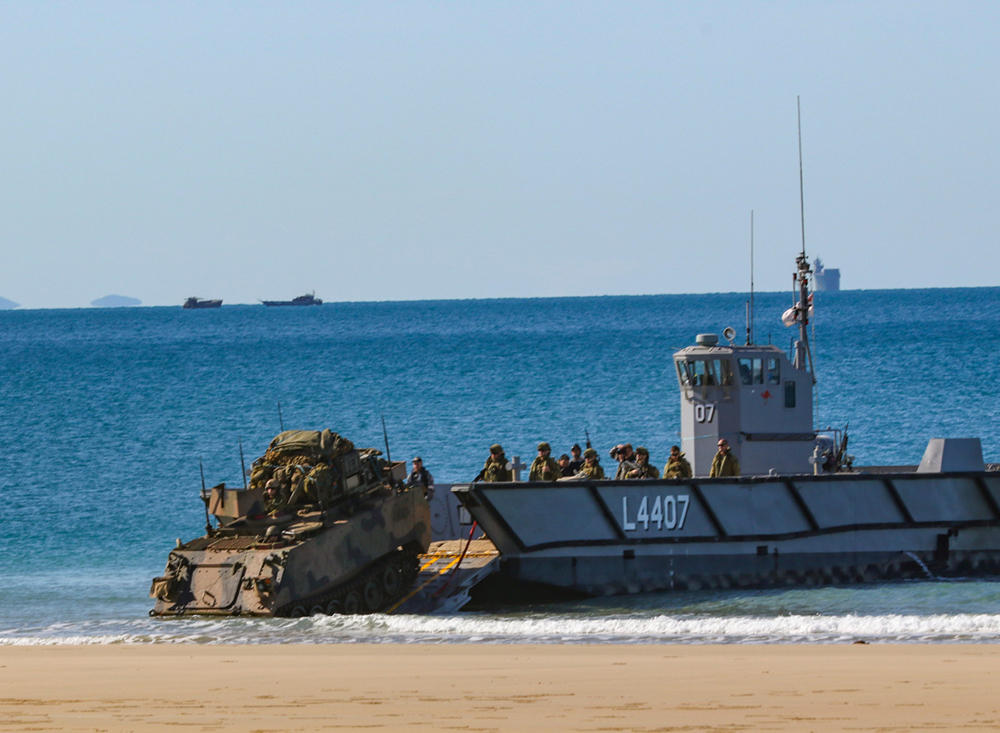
2,644,998,731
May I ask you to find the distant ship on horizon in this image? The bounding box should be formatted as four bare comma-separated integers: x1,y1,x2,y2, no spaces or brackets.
814,258,841,291
261,293,323,307
183,297,222,309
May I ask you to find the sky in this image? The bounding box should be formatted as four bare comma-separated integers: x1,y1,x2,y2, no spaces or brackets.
0,1,997,308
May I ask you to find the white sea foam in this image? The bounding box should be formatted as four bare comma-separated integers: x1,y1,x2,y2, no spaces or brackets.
4,612,1000,645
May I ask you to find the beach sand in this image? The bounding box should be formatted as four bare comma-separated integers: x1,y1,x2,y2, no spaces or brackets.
2,644,998,731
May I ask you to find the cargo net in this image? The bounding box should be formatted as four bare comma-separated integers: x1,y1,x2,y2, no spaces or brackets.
249,429,383,515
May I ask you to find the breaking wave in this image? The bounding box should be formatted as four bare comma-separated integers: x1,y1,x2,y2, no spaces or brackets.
5,612,1000,645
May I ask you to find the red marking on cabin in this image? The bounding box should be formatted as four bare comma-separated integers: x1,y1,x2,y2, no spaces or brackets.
761,390,772,403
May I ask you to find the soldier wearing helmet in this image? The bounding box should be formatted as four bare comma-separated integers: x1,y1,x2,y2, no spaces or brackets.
480,444,512,482
529,442,561,482
577,447,606,480
626,446,659,479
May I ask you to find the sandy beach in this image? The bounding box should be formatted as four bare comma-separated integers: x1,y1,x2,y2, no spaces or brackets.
2,644,998,731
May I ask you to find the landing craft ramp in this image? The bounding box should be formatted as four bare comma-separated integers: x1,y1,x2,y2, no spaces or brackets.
389,540,499,614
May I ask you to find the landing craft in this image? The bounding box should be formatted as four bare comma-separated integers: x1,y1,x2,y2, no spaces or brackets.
452,252,1000,599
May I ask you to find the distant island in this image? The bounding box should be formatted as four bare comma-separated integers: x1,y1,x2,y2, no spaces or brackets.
0,296,19,310
91,295,142,307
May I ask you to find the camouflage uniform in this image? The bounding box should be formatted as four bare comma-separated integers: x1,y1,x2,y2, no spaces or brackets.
615,458,637,481
264,479,288,515
663,453,693,479
529,455,561,481
710,450,740,477
529,442,561,482
578,448,606,479
482,445,512,482
629,461,659,479
626,447,658,479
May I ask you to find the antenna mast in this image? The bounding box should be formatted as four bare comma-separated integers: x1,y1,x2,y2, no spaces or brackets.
381,414,392,464
238,437,248,490
793,96,816,381
199,458,212,534
749,210,755,345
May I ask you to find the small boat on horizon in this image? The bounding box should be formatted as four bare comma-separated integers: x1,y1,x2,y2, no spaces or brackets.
261,293,323,307
183,297,223,309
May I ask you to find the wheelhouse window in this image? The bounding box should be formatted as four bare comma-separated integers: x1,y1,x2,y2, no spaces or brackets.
677,359,734,387
676,360,691,386
767,358,781,386
784,380,796,408
738,358,764,385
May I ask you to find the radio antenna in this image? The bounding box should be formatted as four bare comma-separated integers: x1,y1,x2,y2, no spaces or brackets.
748,209,755,344
797,96,807,260
381,414,392,463
238,437,248,490
277,401,285,432
199,458,211,534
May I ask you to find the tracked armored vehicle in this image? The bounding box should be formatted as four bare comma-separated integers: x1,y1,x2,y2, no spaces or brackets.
150,429,431,617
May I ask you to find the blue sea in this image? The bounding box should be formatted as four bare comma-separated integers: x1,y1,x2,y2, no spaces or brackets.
2,287,1000,645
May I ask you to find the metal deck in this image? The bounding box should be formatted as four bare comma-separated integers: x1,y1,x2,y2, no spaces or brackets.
388,539,499,614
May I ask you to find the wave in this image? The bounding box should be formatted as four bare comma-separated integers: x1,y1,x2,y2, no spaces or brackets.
5,612,1000,645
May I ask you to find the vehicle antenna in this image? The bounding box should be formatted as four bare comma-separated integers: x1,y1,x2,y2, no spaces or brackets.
277,402,285,432
381,414,392,463
199,458,211,534
238,437,248,490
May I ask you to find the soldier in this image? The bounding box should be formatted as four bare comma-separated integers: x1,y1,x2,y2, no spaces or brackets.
626,447,659,479
710,439,740,477
662,445,693,479
529,442,562,482
567,444,584,473
480,444,512,482
610,443,637,480
558,454,574,477
406,456,435,500
264,478,288,516
578,447,606,479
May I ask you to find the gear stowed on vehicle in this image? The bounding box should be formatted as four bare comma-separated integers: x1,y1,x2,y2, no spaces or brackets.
150,429,431,617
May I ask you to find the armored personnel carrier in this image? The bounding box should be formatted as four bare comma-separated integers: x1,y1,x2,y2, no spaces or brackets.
150,429,431,617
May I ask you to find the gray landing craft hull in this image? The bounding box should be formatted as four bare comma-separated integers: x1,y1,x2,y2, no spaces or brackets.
453,472,1000,595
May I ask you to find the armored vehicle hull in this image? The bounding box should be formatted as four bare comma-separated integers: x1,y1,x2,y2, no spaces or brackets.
151,429,431,617
453,470,1000,597
152,489,429,616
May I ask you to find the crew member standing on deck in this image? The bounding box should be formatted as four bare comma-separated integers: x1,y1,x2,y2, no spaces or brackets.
406,456,435,500
578,448,605,479
567,444,584,473
558,454,574,477
710,439,740,477
481,444,513,482
626,447,658,479
610,443,637,480
529,442,562,482
663,445,693,479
